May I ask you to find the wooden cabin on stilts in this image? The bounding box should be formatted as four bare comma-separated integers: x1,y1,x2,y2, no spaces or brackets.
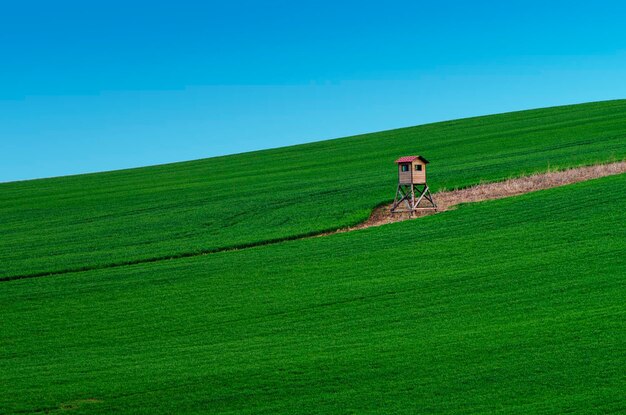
391,155,437,214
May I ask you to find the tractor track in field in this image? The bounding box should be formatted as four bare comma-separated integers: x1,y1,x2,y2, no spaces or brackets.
2,161,625,283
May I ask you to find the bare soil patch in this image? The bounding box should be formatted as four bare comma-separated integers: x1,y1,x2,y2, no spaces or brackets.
324,161,626,235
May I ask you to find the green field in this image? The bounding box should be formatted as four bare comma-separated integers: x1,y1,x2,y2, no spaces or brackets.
1,101,625,414
2,100,626,279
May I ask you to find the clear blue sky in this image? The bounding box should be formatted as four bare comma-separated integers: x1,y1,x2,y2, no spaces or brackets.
2,1,626,182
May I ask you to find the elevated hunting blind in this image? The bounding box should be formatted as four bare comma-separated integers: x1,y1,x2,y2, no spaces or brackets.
391,155,437,213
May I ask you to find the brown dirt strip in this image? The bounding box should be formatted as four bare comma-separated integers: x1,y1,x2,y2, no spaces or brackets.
322,161,626,235
2,161,625,283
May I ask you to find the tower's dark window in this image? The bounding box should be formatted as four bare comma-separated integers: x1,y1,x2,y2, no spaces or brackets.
401,164,409,172
415,164,423,171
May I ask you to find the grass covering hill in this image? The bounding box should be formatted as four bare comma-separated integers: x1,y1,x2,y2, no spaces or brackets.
2,174,625,414
1,100,626,279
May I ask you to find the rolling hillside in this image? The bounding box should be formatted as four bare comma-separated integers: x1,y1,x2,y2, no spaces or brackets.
2,174,625,414
1,100,626,279
1,100,625,414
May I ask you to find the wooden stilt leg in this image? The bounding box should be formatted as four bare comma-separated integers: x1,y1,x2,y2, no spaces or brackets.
391,184,402,212
414,185,428,207
392,182,437,213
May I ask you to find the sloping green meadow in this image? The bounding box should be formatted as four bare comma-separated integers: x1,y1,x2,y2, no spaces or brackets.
2,100,626,278
2,174,625,414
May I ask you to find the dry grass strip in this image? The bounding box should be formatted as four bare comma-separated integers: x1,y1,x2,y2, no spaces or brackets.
327,161,626,235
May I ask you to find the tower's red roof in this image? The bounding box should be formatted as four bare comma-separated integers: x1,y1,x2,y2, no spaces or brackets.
395,155,429,164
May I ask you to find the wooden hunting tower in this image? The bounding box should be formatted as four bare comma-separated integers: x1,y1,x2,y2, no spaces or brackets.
391,155,437,213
